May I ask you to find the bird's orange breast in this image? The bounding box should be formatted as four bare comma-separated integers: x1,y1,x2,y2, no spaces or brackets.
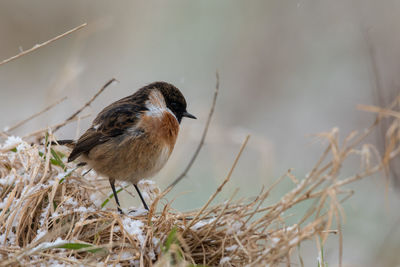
138,111,179,152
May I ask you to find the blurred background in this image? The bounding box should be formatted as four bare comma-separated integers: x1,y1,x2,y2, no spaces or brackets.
1,1,399,266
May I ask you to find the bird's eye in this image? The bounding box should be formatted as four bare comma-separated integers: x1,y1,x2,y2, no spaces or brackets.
170,102,178,108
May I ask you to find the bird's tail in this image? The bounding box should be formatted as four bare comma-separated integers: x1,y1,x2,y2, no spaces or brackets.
51,139,75,148
50,139,87,166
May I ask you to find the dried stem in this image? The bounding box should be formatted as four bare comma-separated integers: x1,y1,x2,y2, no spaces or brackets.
0,23,87,66
3,96,67,135
167,72,219,190
53,78,117,132
184,134,250,233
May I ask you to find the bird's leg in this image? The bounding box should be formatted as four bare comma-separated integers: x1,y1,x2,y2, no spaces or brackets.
109,178,123,214
134,184,149,210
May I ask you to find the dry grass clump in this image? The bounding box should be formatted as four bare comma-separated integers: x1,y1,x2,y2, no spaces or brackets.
0,96,399,266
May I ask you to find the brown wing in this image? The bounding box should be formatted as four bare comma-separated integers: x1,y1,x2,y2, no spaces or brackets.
68,92,149,162
67,129,105,162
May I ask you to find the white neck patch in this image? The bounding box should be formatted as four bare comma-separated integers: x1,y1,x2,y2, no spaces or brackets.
145,90,177,121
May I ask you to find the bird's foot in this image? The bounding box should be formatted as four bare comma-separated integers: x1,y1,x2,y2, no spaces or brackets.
117,206,124,215
127,207,148,216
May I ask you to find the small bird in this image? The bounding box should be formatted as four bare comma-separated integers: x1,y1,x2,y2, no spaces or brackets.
61,82,196,212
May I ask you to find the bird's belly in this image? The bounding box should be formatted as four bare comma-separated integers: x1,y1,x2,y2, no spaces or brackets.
86,133,173,184
142,144,171,177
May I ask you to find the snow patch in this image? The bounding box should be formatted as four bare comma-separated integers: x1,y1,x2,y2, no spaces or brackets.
120,251,134,260
227,220,243,234
138,179,155,186
122,217,145,246
220,256,231,264
33,229,47,242
64,197,78,207
55,169,74,180
73,206,96,213
1,136,23,149
127,207,148,216
271,237,280,244
16,142,30,152
191,218,216,230
0,173,16,186
32,237,67,253
225,245,238,251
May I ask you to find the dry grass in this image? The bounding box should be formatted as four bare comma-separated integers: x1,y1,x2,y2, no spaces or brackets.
0,96,398,266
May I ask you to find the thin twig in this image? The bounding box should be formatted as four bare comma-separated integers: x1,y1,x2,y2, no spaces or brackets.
357,104,400,119
23,114,91,139
167,72,219,190
3,96,67,134
0,23,87,66
53,78,117,132
184,135,250,233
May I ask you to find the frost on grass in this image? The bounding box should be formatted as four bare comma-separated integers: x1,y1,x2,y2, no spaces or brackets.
220,256,231,264
0,136,23,150
122,217,145,246
31,237,67,252
0,136,163,265
138,179,160,205
225,244,238,252
190,217,216,230
0,97,399,266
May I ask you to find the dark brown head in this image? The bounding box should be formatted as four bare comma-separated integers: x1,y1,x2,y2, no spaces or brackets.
147,82,196,123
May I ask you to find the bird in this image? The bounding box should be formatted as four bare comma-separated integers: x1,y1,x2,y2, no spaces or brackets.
60,82,196,212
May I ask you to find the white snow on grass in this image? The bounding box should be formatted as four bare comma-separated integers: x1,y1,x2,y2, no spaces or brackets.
191,217,216,230
121,217,145,246
148,250,156,260
73,206,96,213
225,244,238,251
127,207,148,216
16,142,30,152
286,225,298,232
0,173,16,186
64,197,78,207
33,229,47,243
152,236,160,247
138,179,156,185
227,220,243,234
55,168,74,180
137,179,159,204
47,258,67,267
31,237,67,254
120,251,134,260
220,256,231,264
0,231,16,246
1,136,23,149
50,205,96,223
39,203,51,227
271,237,280,244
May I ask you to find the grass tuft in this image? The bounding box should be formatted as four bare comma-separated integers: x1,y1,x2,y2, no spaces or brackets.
0,96,399,266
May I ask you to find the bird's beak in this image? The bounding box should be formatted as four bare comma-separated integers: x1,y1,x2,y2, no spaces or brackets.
183,111,197,119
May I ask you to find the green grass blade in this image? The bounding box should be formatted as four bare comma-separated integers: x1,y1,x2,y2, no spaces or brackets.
54,243,104,253
162,227,178,253
101,187,124,208
50,148,66,170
